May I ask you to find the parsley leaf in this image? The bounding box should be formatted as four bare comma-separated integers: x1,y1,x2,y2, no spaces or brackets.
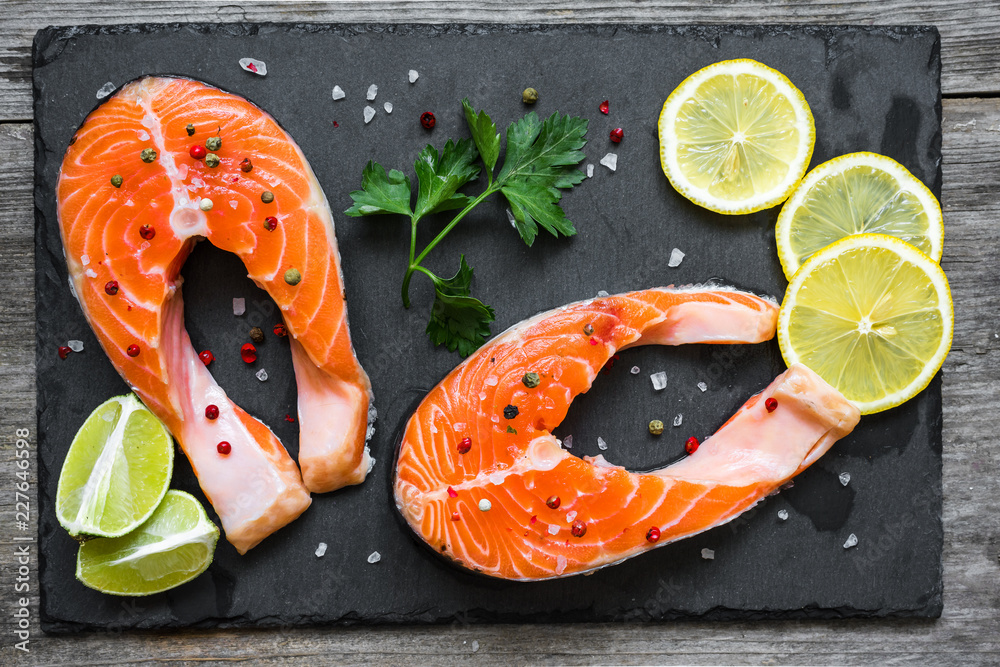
426,256,496,357
462,98,500,176
344,161,413,217
413,138,481,220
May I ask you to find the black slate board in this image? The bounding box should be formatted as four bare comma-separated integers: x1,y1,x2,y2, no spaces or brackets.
33,23,943,631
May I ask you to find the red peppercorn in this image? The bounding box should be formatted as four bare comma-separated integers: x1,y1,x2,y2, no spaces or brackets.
571,520,587,537
420,112,436,129
58,346,71,360
284,414,295,422
240,158,253,172
685,436,700,455
240,343,257,363
646,526,661,543
217,441,231,455
189,145,207,159
545,495,561,509
199,350,214,365
530,515,537,524
765,397,778,413
599,100,610,114
447,486,458,498
126,344,140,357
104,280,119,295
205,404,219,420
457,437,472,454
610,127,624,143
263,216,278,231
451,512,460,521
139,224,155,240
273,323,287,337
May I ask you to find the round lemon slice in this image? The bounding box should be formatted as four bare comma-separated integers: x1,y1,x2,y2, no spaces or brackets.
776,152,943,280
658,59,815,214
778,234,953,414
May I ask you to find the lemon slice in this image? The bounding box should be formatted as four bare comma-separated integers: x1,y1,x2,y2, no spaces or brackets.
658,59,815,214
778,234,953,414
76,490,219,596
775,152,943,280
56,394,173,539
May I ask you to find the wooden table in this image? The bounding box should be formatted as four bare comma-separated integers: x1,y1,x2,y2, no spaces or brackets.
2,3,997,664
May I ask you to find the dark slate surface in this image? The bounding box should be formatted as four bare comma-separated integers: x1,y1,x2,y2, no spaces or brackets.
32,23,943,631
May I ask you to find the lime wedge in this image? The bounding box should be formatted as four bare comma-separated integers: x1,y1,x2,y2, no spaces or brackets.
56,394,173,539
76,490,220,596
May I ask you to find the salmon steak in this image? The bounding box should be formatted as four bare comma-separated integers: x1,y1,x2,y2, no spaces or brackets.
57,76,374,553
393,287,861,580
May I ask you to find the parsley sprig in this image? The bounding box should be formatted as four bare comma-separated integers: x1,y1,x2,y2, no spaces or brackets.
345,98,588,356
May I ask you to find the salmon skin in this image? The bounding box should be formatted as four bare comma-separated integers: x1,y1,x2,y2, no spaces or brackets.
57,76,374,553
393,287,860,580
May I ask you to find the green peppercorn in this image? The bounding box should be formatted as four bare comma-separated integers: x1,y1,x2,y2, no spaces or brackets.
583,324,594,336
110,174,123,188
284,268,302,285
648,419,665,436
186,123,196,136
522,372,540,388
506,425,517,434
522,87,538,104
261,191,274,204
205,153,220,168
140,148,157,163
249,327,264,344
206,136,222,151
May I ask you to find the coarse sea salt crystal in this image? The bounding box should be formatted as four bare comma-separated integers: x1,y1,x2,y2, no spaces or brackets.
630,366,640,375
315,542,327,557
364,106,376,124
229,200,238,209
81,255,90,266
597,437,608,451
233,298,246,316
332,85,346,100
600,152,618,172
673,414,683,427
701,548,715,560
506,208,516,228
566,511,577,523
139,241,150,251
96,82,115,99
408,69,419,83
239,58,267,76
548,524,560,535
844,533,858,549
472,640,480,653
778,509,789,521
668,248,686,268
367,551,381,564
485,376,499,387
586,163,594,178
383,101,393,114
479,391,487,401
697,381,708,392
85,269,98,278
650,371,667,391
255,368,268,382
596,290,609,298
555,555,568,575
367,84,378,101
489,472,505,485
563,435,573,449
67,340,84,353
138,130,150,141
839,472,851,486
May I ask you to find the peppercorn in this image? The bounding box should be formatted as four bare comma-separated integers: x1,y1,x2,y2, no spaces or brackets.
110,174,123,188
140,148,157,163
583,324,594,335
206,136,222,151
648,419,664,435
765,397,778,413
522,372,540,388
240,158,253,172
205,153,220,168
249,327,264,344
273,323,287,337
261,191,274,204
545,495,561,509
186,123,196,136
263,216,278,231
420,112,436,129
199,198,214,212
571,520,587,537
284,268,302,285
507,425,517,434
503,404,519,419
522,87,538,104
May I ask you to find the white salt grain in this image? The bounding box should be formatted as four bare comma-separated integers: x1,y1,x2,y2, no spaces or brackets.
697,381,708,392
453,422,466,432
233,298,246,316
485,376,499,387
408,69,419,84
668,248,686,268
367,551,381,564
506,208,517,228
383,101,393,114
367,84,378,101
778,509,789,521
85,269,98,278
839,472,851,487
555,555,568,575
596,290,609,297
597,437,608,451
586,163,594,178
80,254,90,266
563,435,573,449
315,542,327,557
229,200,238,209
471,640,480,653
332,85,346,100
138,130,150,141
650,371,667,391
630,366,640,375
255,368,268,382
548,524,559,535
363,106,376,124
566,511,577,523
489,472,505,485
96,82,115,99
67,340,84,353
673,414,683,427
478,498,492,512
239,58,267,76
844,533,858,549
701,548,715,560
600,152,618,172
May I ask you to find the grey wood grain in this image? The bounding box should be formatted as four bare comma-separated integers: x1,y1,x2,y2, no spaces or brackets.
2,0,1000,123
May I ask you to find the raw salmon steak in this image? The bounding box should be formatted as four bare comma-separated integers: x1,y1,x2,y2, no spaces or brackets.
57,76,374,553
393,287,860,580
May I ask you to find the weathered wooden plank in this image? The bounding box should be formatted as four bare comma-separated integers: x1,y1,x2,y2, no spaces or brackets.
1,98,998,663
2,1,1000,122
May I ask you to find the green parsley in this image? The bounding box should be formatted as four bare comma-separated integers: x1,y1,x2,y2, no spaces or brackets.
345,98,588,355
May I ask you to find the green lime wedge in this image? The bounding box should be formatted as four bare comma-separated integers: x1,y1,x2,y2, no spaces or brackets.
56,394,173,539
76,490,220,596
